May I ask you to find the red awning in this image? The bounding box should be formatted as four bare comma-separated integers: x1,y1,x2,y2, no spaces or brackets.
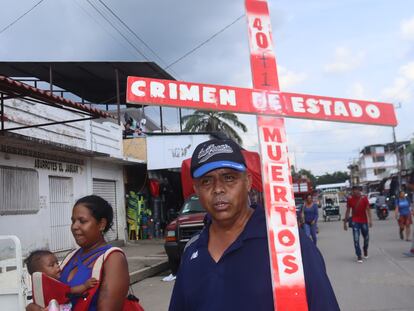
181,149,263,199
0,75,110,119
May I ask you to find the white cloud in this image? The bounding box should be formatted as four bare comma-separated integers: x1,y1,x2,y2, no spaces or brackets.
324,46,365,74
278,65,307,90
382,77,412,102
381,61,414,102
399,61,414,80
400,16,414,40
348,82,367,99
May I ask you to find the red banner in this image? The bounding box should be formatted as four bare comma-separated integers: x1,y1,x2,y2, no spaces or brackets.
126,76,397,127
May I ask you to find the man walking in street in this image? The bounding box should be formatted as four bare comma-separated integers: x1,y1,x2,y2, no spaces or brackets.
169,138,339,311
344,185,372,262
405,171,414,256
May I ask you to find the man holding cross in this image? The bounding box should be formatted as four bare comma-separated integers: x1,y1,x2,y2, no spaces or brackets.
127,1,397,309
168,138,340,311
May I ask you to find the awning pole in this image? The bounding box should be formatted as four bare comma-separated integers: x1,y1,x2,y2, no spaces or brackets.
115,69,121,125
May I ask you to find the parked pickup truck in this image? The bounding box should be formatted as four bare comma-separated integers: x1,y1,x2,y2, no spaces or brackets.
164,195,206,274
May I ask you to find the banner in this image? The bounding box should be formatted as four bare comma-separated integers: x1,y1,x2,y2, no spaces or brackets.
126,76,397,127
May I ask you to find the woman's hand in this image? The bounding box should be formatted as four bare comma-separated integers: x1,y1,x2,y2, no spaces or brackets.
26,303,46,311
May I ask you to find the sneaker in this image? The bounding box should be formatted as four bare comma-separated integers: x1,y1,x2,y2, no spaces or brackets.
363,250,369,259
357,256,363,263
162,273,176,282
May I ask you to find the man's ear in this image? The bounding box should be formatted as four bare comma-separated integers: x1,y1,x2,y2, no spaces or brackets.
246,172,252,192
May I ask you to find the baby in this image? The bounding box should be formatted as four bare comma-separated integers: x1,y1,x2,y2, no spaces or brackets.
25,250,98,295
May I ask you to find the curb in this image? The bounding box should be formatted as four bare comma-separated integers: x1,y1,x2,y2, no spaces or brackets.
129,260,169,284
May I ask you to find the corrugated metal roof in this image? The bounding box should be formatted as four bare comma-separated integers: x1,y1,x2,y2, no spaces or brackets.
0,75,110,118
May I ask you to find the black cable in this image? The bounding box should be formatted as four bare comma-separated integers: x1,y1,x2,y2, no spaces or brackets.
73,0,137,58
166,14,245,69
96,0,167,66
85,0,150,60
0,0,46,35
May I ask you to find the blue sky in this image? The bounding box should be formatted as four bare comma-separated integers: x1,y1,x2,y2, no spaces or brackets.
1,0,413,175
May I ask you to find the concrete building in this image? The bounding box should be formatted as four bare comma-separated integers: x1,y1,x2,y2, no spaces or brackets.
0,62,173,255
349,141,410,191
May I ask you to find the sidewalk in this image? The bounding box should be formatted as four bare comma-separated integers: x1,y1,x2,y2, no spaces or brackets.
119,239,170,284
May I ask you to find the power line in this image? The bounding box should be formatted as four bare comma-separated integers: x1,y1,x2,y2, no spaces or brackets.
290,150,354,155
73,0,137,59
94,0,181,79
96,0,166,66
165,14,245,69
85,0,150,60
0,0,46,35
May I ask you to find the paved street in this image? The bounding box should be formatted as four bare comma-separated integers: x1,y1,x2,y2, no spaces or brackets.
133,205,414,311
320,205,414,311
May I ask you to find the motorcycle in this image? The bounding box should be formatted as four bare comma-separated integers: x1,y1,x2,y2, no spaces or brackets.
376,203,389,220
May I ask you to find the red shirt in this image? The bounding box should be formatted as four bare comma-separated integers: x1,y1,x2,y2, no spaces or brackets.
347,195,369,223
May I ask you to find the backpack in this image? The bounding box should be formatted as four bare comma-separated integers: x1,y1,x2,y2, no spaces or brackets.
60,247,144,311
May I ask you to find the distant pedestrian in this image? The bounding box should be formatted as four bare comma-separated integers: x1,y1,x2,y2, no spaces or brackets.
407,172,414,256
344,185,372,263
395,190,412,241
302,194,319,245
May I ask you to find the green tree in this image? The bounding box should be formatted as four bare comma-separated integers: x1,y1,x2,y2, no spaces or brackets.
181,110,247,145
316,171,349,185
296,168,317,186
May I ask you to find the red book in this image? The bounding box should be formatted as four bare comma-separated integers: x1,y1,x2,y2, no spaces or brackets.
32,272,71,307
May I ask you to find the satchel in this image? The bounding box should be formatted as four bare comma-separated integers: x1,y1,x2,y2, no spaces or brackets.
61,247,145,311
123,294,145,311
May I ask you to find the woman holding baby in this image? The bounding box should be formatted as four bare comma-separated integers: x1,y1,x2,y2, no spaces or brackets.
26,195,130,311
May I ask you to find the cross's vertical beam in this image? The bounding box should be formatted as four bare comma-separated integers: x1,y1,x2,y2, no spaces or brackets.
245,1,308,310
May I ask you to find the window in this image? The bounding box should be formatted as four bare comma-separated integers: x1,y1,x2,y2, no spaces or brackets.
372,146,384,154
0,166,39,215
374,168,386,175
372,155,385,162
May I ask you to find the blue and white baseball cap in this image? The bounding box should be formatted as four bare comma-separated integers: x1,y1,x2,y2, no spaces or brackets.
190,139,246,178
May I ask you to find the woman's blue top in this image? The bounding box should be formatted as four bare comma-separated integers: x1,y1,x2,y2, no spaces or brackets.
303,203,319,224
396,198,411,216
60,244,112,310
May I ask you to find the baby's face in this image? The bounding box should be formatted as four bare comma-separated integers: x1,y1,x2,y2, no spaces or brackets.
39,254,61,279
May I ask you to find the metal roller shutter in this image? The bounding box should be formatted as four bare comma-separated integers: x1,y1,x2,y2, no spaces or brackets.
92,179,118,241
49,176,73,251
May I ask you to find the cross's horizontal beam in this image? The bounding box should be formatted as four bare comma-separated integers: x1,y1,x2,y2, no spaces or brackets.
126,76,397,127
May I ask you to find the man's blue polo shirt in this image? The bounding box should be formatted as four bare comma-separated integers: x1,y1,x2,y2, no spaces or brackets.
169,207,340,311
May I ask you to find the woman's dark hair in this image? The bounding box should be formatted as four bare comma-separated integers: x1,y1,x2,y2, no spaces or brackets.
24,249,54,275
74,195,114,233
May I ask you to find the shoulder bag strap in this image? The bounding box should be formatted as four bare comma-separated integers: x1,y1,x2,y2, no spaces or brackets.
60,248,80,270
72,247,124,311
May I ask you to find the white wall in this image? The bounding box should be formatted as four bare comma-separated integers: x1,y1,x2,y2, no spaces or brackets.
0,151,86,255
0,154,125,256
4,98,123,157
359,153,398,182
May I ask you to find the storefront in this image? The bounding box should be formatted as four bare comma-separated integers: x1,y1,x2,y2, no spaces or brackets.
0,137,126,255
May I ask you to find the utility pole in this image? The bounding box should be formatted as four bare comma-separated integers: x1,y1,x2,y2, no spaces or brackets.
392,126,402,190
392,103,402,191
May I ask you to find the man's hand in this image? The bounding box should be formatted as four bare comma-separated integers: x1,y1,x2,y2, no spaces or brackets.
395,212,399,220
368,221,373,228
343,220,348,231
